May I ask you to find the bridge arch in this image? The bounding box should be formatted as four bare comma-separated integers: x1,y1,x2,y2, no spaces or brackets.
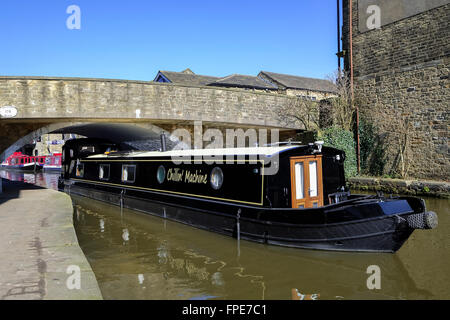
0,122,182,162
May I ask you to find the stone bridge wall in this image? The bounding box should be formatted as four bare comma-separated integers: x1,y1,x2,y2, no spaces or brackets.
0,76,297,157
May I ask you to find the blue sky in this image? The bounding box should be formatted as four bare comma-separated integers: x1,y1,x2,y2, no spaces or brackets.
0,0,341,81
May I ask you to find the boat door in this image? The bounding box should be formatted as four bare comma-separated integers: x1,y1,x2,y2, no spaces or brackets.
290,156,323,208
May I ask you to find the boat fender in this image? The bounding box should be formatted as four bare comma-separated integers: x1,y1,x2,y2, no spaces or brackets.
406,211,438,230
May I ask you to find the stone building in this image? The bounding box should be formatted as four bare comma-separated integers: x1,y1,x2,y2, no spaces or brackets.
342,0,449,180
206,74,277,92
153,68,220,86
33,134,66,156
153,69,335,99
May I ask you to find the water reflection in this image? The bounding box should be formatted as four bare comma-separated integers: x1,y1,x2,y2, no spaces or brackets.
0,169,60,190
72,194,450,300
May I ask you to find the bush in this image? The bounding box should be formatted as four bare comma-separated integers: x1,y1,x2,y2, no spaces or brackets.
318,127,357,178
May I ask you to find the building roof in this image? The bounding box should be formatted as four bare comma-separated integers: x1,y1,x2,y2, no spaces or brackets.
258,71,337,93
207,74,278,90
154,69,221,86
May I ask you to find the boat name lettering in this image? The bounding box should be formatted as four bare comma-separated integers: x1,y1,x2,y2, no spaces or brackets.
167,168,208,184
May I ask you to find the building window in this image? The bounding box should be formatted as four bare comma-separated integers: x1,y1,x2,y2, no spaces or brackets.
99,164,110,181
76,163,84,177
122,165,136,183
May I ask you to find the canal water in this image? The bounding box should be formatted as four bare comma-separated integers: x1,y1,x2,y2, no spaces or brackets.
71,194,450,300
1,170,449,299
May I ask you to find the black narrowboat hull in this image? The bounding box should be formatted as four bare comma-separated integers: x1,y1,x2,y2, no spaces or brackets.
65,181,423,253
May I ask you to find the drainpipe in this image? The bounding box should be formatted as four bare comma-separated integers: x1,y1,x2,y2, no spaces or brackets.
349,0,361,174
337,0,341,74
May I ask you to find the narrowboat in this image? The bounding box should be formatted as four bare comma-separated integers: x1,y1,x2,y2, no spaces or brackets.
1,152,45,172
43,153,63,172
59,137,438,253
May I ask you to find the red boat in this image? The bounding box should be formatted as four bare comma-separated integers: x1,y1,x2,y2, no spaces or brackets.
1,152,46,172
43,153,62,172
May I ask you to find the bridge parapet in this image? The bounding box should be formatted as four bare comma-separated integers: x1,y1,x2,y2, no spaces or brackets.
0,76,295,128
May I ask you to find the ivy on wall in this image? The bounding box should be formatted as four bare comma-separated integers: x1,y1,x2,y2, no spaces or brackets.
318,127,357,178
358,117,387,177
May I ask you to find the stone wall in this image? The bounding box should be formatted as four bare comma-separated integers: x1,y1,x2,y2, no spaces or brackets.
343,0,449,181
33,134,65,156
348,176,450,199
285,89,336,101
0,77,296,129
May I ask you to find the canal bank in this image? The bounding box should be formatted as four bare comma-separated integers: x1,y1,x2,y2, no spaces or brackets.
0,179,102,300
348,177,450,199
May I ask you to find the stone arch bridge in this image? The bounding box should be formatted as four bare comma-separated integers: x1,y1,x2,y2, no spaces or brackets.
0,76,299,160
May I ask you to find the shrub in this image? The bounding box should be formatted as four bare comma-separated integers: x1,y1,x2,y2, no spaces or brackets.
318,127,357,178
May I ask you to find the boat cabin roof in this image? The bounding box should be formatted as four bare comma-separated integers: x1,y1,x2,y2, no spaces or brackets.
87,145,301,159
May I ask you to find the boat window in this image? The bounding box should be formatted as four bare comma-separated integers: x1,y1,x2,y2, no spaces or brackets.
81,146,95,153
70,149,74,158
76,163,84,177
99,164,110,180
157,165,166,184
309,161,318,197
210,167,224,190
69,160,75,174
122,165,136,183
294,162,304,199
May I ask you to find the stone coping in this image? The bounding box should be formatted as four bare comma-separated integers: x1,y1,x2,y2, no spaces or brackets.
348,176,450,198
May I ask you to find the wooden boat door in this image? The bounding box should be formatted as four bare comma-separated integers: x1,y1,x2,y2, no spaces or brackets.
290,156,324,208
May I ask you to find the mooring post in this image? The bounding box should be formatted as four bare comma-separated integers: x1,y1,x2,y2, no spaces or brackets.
163,207,167,230
237,208,241,257
237,208,241,241
120,189,125,218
